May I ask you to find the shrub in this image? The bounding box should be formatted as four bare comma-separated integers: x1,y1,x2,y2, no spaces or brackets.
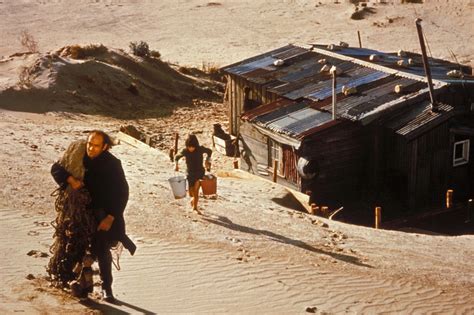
19,30,39,53
201,62,220,75
18,66,32,87
129,41,150,57
150,50,161,59
68,44,107,59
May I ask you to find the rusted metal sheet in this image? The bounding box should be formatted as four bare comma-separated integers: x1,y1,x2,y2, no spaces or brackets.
306,68,390,101
248,99,332,139
386,101,453,139
312,44,473,83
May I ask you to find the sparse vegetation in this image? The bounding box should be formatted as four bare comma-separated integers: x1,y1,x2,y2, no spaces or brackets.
350,6,376,20
19,30,39,53
129,41,150,57
201,62,220,75
18,65,32,88
150,50,161,59
66,44,108,59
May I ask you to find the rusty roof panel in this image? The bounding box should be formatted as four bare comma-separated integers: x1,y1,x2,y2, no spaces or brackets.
306,69,391,101
312,44,473,83
272,45,309,61
387,102,453,139
318,77,425,120
245,99,332,139
226,56,276,76
256,106,332,139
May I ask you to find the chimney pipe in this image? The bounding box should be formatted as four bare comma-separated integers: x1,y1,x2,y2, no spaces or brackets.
415,18,438,112
330,66,337,120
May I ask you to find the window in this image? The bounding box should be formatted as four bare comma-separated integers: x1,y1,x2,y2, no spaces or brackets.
453,139,470,167
268,139,284,176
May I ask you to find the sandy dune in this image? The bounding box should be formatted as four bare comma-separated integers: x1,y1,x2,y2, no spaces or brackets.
1,109,473,313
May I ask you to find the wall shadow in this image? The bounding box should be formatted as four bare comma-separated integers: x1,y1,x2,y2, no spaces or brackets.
203,215,372,268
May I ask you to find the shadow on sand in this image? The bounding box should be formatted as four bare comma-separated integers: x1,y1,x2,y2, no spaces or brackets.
80,297,156,314
203,215,373,268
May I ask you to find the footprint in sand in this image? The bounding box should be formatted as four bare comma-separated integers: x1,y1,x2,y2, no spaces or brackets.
33,221,50,227
27,250,49,258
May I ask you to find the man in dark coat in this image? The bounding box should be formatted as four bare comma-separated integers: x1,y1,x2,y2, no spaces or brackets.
51,130,134,302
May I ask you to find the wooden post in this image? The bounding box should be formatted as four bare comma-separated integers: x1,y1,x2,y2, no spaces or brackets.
321,206,329,217
467,199,472,223
375,206,381,229
174,133,179,155
415,18,437,111
233,160,239,169
446,189,453,208
272,160,278,183
169,148,175,162
309,203,316,215
357,30,362,48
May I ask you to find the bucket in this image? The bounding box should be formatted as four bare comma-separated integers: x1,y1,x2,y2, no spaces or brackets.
168,175,187,199
200,174,217,196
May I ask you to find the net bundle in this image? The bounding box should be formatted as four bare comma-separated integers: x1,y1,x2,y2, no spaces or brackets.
47,187,96,287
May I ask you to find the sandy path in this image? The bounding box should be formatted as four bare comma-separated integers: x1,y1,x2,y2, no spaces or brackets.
2,207,473,314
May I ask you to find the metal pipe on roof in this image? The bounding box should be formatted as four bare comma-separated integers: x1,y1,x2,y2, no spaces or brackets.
330,66,337,120
415,18,438,112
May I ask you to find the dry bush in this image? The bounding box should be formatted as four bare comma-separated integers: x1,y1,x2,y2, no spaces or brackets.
18,66,32,87
67,44,107,59
178,66,192,75
201,62,220,75
129,41,150,57
150,50,161,59
351,7,376,20
19,30,39,53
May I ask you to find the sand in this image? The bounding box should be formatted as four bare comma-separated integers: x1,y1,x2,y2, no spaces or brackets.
1,0,474,314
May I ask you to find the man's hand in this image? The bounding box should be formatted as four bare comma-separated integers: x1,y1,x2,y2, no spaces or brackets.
97,215,115,231
67,176,83,190
205,160,211,172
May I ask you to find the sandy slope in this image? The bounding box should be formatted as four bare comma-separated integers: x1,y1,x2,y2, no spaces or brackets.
0,109,473,314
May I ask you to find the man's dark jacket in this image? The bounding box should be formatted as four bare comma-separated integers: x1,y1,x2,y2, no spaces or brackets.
51,150,129,240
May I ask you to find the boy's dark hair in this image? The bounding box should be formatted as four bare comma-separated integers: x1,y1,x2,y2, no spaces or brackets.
185,134,200,148
89,130,113,149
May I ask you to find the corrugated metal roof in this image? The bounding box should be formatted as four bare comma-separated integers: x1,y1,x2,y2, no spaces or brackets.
386,101,454,139
312,44,474,84
223,44,460,141
246,99,332,140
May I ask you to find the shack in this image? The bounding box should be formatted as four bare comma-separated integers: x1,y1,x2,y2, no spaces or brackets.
221,44,474,216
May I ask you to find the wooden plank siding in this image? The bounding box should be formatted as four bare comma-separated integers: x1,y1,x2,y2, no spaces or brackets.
389,122,450,210
226,74,281,136
298,121,367,201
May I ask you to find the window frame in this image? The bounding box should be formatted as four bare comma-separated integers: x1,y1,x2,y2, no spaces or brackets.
268,139,284,176
453,139,470,167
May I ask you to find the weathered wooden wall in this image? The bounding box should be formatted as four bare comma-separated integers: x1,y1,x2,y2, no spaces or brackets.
298,121,367,202
238,122,301,190
225,74,278,136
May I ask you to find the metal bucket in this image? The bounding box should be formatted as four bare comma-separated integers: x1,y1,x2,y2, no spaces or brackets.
168,175,187,199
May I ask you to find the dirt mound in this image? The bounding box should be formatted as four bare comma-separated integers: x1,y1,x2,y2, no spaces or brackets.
0,45,223,118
